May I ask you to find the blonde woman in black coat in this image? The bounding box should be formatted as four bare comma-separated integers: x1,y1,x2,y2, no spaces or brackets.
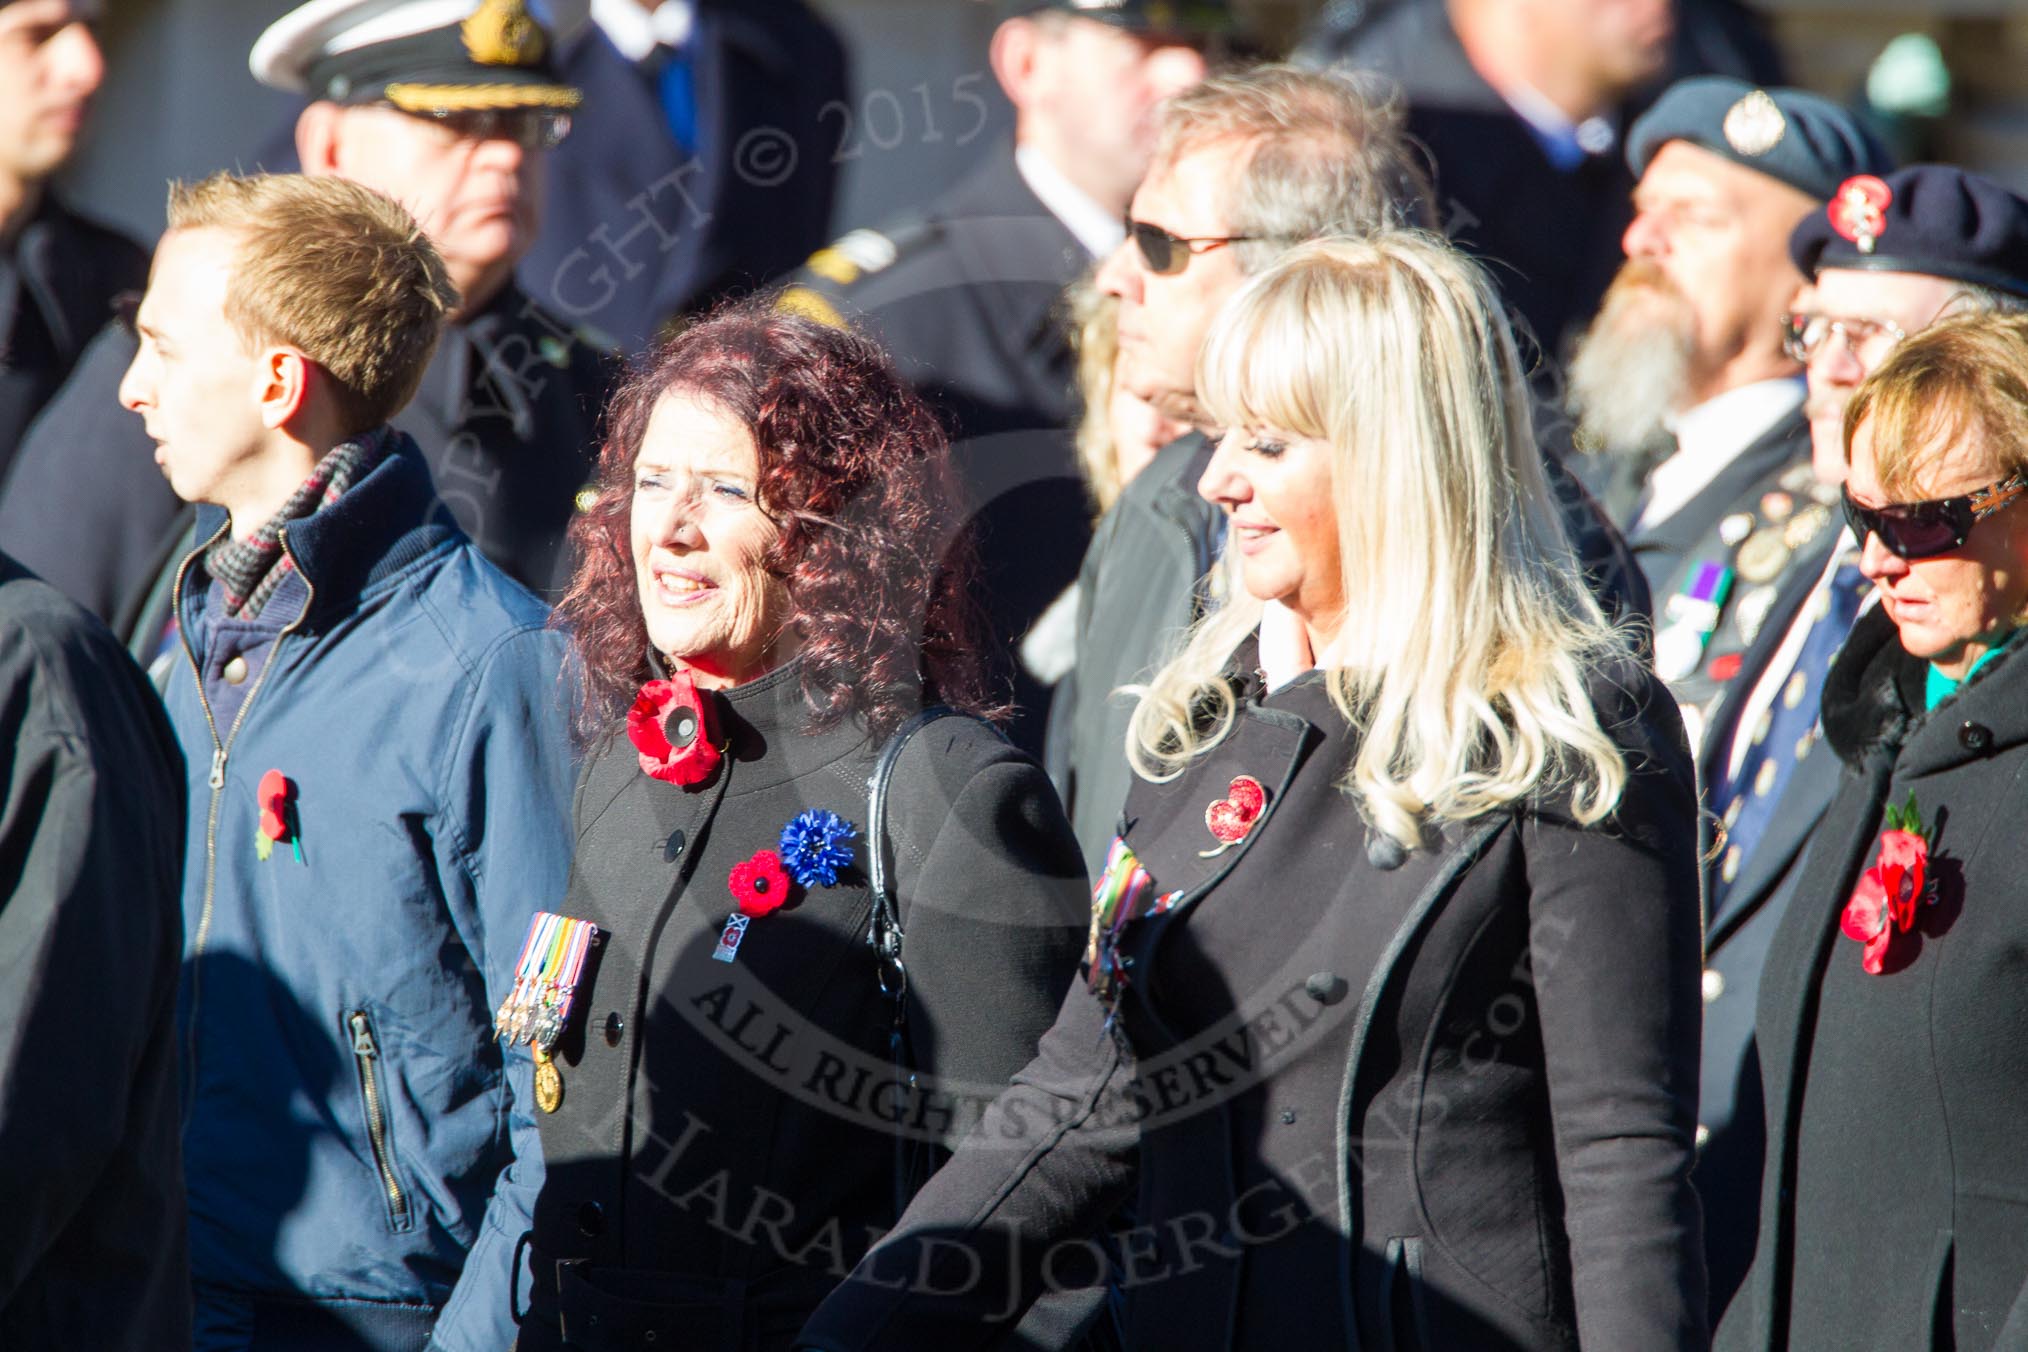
797,231,1710,1352
1719,317,2028,1351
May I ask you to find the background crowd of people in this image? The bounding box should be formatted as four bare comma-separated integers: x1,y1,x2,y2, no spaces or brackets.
7,1,2028,1350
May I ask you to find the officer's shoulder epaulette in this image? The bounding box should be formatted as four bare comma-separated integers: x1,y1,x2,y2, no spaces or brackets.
779,218,941,330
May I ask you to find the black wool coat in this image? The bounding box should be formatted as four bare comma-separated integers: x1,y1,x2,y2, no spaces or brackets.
1719,606,2028,1352
0,551,189,1351
520,663,1092,1351
805,646,1710,1351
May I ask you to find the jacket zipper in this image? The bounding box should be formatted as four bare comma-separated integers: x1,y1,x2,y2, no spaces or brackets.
349,1010,412,1230
176,527,318,1110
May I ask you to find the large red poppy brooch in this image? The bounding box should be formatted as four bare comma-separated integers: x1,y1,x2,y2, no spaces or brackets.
1839,792,1933,975
628,674,722,787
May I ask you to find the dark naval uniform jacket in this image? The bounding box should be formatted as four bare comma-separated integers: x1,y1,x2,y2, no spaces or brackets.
0,280,613,625
780,142,1093,759
1626,409,1832,738
520,664,1093,1351
1719,607,2028,1352
522,2,847,352
1689,529,1843,1321
806,642,1709,1351
0,194,147,485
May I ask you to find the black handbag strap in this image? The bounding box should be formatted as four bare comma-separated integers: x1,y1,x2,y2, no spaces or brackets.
866,705,995,1001
864,704,997,1219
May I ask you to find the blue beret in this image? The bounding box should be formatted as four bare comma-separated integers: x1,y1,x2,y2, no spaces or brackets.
1627,76,1893,202
1789,165,2028,299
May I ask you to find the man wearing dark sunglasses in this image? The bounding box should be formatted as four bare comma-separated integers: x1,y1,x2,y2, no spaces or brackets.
1687,162,2028,1325
1045,65,1647,877
0,0,618,629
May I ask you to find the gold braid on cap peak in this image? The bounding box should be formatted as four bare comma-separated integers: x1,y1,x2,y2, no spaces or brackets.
385,82,583,111
464,0,548,67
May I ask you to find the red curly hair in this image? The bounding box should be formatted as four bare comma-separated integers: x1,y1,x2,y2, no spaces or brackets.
555,299,1000,744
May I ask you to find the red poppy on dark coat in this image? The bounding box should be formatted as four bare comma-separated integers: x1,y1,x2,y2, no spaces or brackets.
628,674,720,787
1205,774,1267,844
728,850,793,918
1840,827,1930,974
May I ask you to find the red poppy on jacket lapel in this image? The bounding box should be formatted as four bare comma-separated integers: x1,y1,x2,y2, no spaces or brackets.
1839,793,1932,974
628,674,722,787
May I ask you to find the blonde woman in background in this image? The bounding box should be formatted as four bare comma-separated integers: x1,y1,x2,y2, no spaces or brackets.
799,231,1709,1351
1022,275,1187,684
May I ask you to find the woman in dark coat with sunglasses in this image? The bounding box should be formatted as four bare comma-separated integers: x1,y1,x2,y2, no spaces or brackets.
1719,315,2028,1352
511,302,1092,1350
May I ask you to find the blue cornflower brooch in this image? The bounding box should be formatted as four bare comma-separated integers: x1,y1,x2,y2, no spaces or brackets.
778,809,859,888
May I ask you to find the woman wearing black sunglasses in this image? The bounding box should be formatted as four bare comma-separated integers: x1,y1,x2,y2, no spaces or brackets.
1720,313,2028,1352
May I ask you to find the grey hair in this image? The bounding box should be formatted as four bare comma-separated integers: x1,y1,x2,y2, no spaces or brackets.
1151,64,1436,274
1941,283,2028,319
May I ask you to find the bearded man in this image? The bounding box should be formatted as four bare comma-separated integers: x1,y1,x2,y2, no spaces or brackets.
1566,76,1888,734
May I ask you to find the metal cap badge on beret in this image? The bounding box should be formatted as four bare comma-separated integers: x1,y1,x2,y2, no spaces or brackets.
1789,165,2028,299
1627,76,1893,202
251,0,588,112
993,0,1233,37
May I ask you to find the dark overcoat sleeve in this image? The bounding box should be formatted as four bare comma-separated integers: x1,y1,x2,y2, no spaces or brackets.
1524,669,1709,1349
0,565,191,1350
796,973,1143,1350
887,717,1092,1102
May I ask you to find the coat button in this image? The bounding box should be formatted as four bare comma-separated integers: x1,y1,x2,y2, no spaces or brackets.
1280,1109,1297,1125
1695,1124,1711,1148
1305,972,1348,1005
603,1011,624,1047
662,830,686,862
1366,834,1408,871
1961,721,1993,752
577,1201,604,1236
223,655,248,685
1701,969,1725,1003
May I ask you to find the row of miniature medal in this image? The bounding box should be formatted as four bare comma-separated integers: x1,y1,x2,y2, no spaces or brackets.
494,911,600,1113
1655,471,1837,684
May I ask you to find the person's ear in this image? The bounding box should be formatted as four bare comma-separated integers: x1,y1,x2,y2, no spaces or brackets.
257,348,313,432
988,17,1044,110
295,101,345,177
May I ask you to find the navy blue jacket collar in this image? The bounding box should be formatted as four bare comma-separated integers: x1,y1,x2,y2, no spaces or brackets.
190,430,464,625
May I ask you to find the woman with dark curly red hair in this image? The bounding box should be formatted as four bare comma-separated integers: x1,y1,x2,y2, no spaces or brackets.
511,300,1094,1350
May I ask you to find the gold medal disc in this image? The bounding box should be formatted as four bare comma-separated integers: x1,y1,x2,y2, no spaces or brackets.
534,1050,563,1113
1735,528,1791,584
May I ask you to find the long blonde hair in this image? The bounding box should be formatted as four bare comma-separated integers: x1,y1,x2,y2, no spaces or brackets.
1127,233,1630,848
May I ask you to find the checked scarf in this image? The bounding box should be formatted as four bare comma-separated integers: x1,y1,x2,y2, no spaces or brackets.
205,425,391,620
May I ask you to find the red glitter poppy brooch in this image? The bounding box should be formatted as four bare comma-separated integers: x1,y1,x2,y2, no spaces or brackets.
1839,791,1932,975
628,674,722,788
1201,775,1268,858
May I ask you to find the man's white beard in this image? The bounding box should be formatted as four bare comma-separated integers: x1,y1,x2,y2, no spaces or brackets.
1567,261,1697,453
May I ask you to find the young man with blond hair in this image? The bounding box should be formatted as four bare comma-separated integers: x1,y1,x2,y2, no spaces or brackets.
124,170,573,1352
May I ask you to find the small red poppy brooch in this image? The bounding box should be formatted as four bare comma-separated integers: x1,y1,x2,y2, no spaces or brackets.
629,674,722,787
1839,791,1932,975
1200,775,1267,858
255,769,301,863
714,810,859,963
1829,173,1892,256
